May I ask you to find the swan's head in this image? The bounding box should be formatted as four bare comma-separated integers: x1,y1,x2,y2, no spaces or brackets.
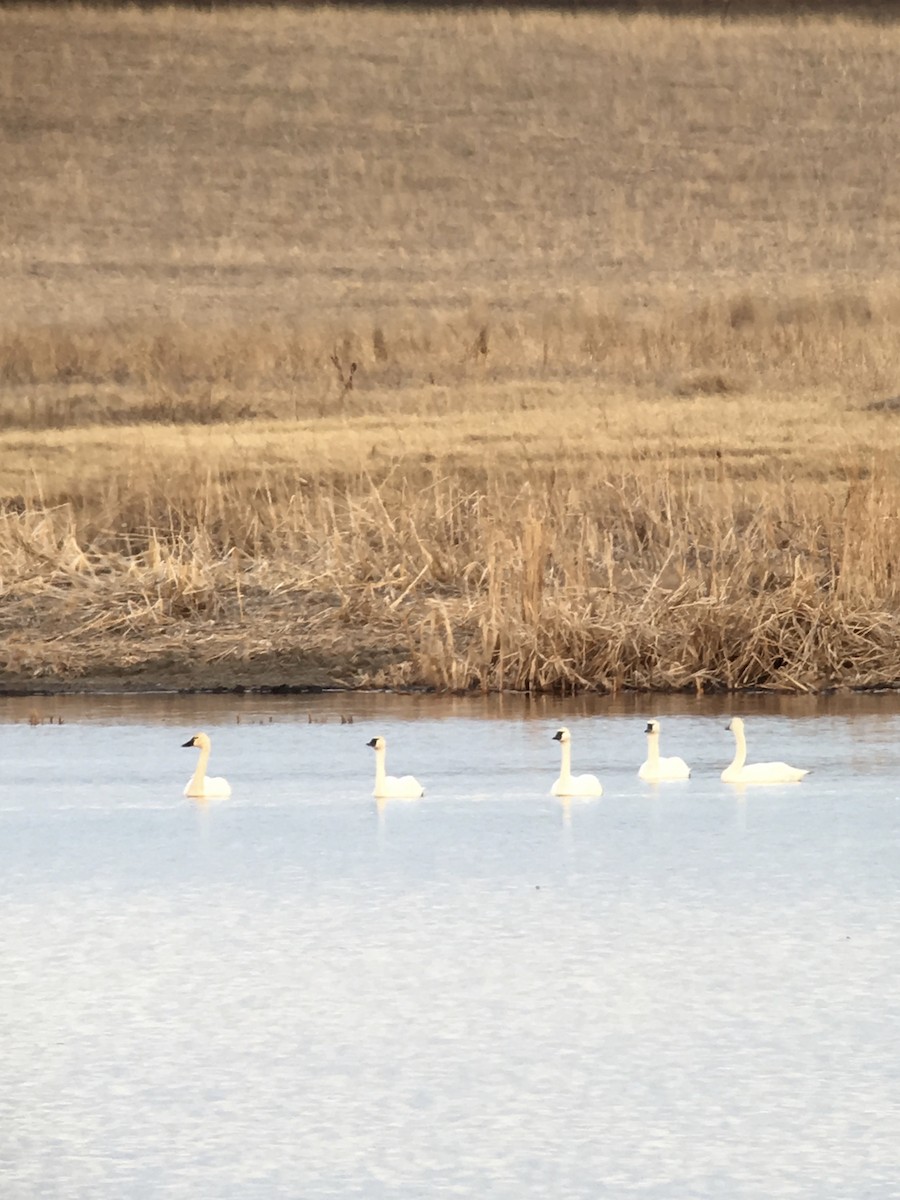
182,732,211,750
367,736,386,751
552,727,571,744
645,720,660,735
727,717,744,734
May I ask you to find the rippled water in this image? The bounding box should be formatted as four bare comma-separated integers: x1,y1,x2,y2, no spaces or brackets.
2,691,899,1199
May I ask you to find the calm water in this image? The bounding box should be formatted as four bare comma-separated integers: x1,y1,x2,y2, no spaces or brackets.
2,691,899,1199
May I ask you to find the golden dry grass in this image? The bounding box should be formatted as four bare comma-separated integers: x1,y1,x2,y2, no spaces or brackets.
3,7,900,692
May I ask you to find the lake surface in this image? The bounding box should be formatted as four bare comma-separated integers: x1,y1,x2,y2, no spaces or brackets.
2,691,899,1199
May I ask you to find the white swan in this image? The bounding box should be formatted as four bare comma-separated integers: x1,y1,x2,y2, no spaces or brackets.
721,717,809,784
182,732,231,798
639,719,691,781
366,736,424,799
551,727,603,797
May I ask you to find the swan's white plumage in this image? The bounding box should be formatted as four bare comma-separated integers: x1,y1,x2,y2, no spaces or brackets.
551,727,603,798
367,736,424,799
721,717,809,784
638,719,691,781
182,732,231,798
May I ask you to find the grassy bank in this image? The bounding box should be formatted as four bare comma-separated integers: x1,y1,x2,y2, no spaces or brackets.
2,8,900,692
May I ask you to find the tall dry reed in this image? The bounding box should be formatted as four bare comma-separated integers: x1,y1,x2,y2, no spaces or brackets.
4,453,900,693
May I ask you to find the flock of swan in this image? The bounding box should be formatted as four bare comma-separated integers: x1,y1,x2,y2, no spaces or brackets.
551,717,808,796
181,716,810,800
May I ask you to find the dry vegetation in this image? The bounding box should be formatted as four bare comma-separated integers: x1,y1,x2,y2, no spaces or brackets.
3,6,900,693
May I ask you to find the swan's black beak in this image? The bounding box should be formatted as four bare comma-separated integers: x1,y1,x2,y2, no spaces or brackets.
644,723,654,733
366,738,378,748
181,737,196,748
552,731,563,742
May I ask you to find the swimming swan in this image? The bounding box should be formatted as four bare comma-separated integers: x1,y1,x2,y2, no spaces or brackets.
182,732,231,799
721,717,809,784
551,727,603,798
639,720,691,781
366,736,424,799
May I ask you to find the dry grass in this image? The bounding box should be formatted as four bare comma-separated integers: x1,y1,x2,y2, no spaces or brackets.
3,285,900,430
5,421,900,694
3,7,900,692
4,8,900,322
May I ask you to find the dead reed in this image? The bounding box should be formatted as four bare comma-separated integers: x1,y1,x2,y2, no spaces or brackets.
3,446,900,693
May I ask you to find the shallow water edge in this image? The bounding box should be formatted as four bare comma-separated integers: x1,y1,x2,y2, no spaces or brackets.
4,673,900,703
6,685,900,729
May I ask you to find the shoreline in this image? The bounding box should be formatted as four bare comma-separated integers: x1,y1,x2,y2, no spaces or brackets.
3,670,900,699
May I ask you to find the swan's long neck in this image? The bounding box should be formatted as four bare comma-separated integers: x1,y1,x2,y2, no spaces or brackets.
730,725,747,770
559,739,572,783
373,745,387,789
646,731,660,768
190,742,210,791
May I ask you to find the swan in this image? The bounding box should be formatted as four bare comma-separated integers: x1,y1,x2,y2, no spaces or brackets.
551,727,603,798
182,732,231,798
366,736,424,799
639,719,691,781
721,717,809,784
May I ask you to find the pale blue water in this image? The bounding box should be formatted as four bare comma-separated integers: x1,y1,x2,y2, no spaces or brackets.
1,692,899,1199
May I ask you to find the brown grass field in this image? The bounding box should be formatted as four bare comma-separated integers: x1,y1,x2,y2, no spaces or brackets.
3,5,900,693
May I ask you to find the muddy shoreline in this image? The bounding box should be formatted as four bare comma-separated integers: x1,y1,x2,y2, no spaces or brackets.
2,660,897,699
0,653,378,697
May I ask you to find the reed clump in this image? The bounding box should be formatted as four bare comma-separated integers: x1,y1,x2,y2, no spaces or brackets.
3,449,900,693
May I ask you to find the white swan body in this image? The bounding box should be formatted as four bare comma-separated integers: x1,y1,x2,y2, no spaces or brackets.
638,720,691,781
721,717,809,784
182,732,231,798
367,736,424,799
551,727,603,798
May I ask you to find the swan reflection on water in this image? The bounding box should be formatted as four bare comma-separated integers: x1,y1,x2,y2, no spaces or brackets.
556,795,574,829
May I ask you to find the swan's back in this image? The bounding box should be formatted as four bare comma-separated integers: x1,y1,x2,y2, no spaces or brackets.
379,773,425,800
551,772,602,798
200,776,232,798
639,755,691,782
722,761,809,785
